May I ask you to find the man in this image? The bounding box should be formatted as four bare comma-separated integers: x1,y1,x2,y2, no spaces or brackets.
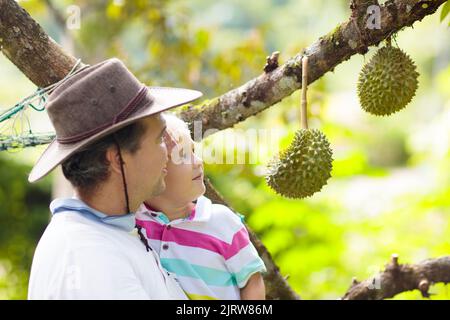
27,58,202,299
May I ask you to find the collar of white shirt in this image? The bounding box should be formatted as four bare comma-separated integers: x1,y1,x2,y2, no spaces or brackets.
50,197,136,232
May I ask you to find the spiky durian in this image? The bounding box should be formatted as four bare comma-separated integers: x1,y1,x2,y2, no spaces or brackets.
357,46,419,116
266,128,333,199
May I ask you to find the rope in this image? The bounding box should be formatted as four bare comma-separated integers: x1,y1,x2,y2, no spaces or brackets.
0,59,89,151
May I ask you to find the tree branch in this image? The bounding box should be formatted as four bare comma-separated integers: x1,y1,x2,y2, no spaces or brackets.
177,0,447,137
0,0,446,138
342,255,450,300
350,0,380,16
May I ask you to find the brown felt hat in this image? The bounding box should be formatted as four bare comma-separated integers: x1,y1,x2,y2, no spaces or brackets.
28,58,202,183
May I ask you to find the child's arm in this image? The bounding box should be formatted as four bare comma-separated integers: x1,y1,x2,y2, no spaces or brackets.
240,272,266,300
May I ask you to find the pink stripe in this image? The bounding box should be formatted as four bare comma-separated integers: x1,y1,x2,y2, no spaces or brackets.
136,219,163,239
188,207,196,221
136,219,249,260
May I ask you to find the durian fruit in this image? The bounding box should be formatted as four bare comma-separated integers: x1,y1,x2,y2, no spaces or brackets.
265,55,333,199
266,128,333,199
357,45,419,116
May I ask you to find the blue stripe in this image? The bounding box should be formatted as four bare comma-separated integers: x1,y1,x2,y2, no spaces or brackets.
157,214,170,224
160,258,237,287
234,257,266,287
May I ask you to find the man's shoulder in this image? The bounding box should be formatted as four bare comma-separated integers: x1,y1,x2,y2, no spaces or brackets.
49,211,110,233
42,212,128,251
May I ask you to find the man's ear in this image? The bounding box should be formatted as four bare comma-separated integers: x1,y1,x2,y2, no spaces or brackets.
105,145,124,175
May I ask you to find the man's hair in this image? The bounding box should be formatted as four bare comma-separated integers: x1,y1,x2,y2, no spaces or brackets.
61,120,147,192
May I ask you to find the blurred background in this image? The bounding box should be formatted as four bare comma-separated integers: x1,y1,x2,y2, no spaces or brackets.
0,0,449,299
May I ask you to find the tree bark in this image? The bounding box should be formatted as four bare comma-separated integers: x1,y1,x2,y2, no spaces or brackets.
0,0,448,300
343,255,450,300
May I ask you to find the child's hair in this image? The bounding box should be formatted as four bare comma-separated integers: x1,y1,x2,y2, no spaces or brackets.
163,113,194,164
163,113,191,144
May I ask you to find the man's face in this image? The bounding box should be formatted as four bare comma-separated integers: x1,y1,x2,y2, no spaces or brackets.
124,114,168,211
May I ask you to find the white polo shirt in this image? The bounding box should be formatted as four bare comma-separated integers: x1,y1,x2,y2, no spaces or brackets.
28,198,187,300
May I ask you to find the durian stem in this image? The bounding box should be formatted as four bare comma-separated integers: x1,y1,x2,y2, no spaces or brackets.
301,55,309,130
386,36,392,47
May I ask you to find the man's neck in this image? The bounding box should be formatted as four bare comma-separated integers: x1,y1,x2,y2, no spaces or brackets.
75,184,133,216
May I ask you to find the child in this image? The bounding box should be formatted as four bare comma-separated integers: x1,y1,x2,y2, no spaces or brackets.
135,114,267,300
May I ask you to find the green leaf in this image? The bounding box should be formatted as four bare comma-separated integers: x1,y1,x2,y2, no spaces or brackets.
440,0,450,22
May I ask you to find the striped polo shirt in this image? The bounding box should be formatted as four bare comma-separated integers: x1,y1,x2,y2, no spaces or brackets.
135,196,266,300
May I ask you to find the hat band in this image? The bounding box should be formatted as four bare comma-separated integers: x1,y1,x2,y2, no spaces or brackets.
57,86,151,144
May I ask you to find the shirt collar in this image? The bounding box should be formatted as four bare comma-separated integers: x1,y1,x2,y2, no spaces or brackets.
193,196,212,222
139,196,212,224
50,197,136,232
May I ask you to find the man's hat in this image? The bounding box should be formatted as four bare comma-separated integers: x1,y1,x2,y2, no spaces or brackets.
28,58,202,183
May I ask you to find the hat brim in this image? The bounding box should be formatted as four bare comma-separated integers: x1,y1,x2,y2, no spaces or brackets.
28,86,202,183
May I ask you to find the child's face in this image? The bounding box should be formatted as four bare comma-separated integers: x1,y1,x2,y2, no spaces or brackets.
157,133,205,204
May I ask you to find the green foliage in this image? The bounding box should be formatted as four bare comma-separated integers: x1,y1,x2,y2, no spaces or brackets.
0,155,50,299
441,0,450,24
1,0,448,300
